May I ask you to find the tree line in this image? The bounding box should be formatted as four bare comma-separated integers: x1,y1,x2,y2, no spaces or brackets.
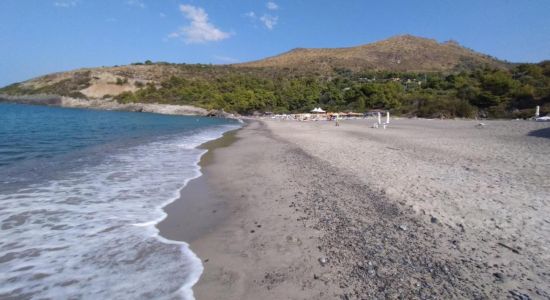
2,61,548,118
115,62,550,118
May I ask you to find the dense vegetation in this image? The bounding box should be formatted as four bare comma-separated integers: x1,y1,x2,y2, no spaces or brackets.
1,62,549,118
114,62,550,118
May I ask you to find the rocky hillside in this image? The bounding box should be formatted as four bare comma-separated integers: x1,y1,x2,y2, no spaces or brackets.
240,35,509,73
0,64,241,100
0,35,511,101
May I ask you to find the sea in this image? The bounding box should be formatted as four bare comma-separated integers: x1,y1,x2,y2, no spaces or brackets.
0,103,241,299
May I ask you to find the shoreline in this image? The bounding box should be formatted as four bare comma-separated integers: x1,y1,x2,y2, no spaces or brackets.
142,125,243,300
157,128,240,243
0,94,237,118
162,118,549,299
2,95,546,122
0,107,244,299
156,128,242,299
187,120,339,299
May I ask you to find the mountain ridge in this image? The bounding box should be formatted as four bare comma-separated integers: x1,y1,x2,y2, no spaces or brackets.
0,35,525,113
238,35,509,72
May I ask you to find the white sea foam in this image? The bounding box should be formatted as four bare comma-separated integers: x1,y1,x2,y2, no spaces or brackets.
0,124,240,299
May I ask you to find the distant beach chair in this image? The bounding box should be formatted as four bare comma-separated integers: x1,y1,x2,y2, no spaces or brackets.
372,112,390,129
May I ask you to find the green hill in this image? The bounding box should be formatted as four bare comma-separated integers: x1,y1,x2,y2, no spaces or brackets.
1,35,549,118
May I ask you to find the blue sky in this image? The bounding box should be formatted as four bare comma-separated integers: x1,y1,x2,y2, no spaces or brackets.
1,0,549,86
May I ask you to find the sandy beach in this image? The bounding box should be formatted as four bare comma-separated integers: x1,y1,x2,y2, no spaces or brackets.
162,118,550,299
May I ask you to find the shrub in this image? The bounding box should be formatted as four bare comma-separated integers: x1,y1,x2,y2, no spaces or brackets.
115,77,128,85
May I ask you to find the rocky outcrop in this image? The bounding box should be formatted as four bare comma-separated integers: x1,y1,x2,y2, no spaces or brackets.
0,94,218,117
0,94,63,105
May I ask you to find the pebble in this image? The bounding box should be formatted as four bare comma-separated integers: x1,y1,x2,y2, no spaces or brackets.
493,272,505,281
399,224,408,231
509,290,531,300
319,257,328,266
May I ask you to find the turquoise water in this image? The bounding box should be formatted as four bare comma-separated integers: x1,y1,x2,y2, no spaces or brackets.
0,103,240,299
0,103,231,166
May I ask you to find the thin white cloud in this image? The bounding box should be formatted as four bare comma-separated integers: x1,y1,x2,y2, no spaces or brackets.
266,1,278,10
126,0,145,8
159,12,166,18
169,4,231,44
244,11,256,19
260,14,278,30
213,55,240,64
54,0,78,7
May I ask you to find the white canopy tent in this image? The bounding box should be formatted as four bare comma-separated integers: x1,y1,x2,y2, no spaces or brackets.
311,107,326,113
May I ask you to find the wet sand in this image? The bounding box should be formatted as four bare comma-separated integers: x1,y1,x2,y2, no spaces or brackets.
161,118,550,299
157,130,239,243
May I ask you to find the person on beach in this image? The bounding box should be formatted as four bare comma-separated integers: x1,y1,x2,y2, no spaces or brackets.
335,117,340,127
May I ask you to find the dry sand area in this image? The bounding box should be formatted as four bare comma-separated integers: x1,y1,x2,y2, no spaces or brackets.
189,118,550,299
